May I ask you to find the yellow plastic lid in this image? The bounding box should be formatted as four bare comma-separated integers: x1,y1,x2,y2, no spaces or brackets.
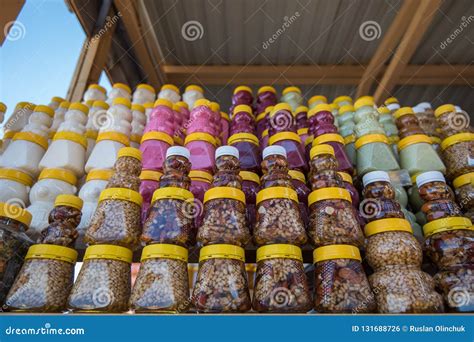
295,106,308,115
204,187,245,204
393,107,415,120
15,102,35,110
233,86,252,94
388,135,400,144
384,97,399,105
54,194,83,210
308,95,327,105
118,147,142,162
131,104,145,113
313,133,345,146
453,172,474,188
113,83,132,94
51,96,65,103
193,99,211,108
92,100,109,109
344,134,356,144
333,96,352,105
255,112,266,123
308,187,352,206
282,86,301,95
176,101,189,110
210,102,220,112
26,244,77,264
338,172,353,184
88,84,106,94
59,101,70,109
364,218,413,237
262,129,269,138
297,128,308,136
256,186,298,205
0,168,33,186
185,85,203,93
0,202,32,226
99,188,143,206
265,106,274,115
86,169,113,182
256,244,302,262
138,170,162,183
113,97,131,109
184,132,216,146
228,133,259,146
12,132,48,150
239,171,260,184
270,103,293,116
313,244,361,263
354,134,388,150
141,131,174,145
85,100,95,107
397,134,432,151
423,217,473,237
410,172,421,184
330,103,339,110
3,131,16,139
53,131,88,149
141,243,188,262
130,134,142,144
220,111,230,121
154,98,173,109
310,144,335,159
257,86,276,94
39,168,77,185
136,84,155,93
233,104,253,116
338,105,355,115
434,104,455,117
96,131,130,146
199,244,245,262
189,170,213,183
288,170,306,183
308,103,332,118
69,102,89,114
354,97,375,110
268,132,301,145
84,244,132,263
440,133,474,151
377,106,390,115
430,136,441,144
34,105,55,117
152,187,194,203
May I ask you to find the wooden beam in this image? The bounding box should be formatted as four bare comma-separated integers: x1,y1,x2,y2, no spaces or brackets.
356,0,419,97
374,0,443,103
113,0,165,89
163,64,474,86
1,0,25,45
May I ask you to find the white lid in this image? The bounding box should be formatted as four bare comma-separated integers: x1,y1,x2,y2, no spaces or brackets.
262,145,286,159
416,171,445,188
362,171,390,187
417,102,432,109
455,105,462,112
412,106,424,114
215,145,239,160
386,103,400,111
166,146,190,160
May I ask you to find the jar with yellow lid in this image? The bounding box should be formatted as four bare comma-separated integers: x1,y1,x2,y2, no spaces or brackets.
314,244,375,313
240,171,260,232
353,98,385,137
364,218,444,313
228,132,261,173
289,169,310,230
6,244,77,312
337,104,355,129
312,133,353,175
130,244,190,313
413,104,438,138
253,244,311,313
0,203,33,304
343,133,357,168
338,171,360,209
0,168,33,205
295,106,308,131
84,84,106,102
139,170,163,224
231,85,254,111
105,147,142,191
229,104,255,135
398,134,446,176
355,134,400,176
256,86,277,116
132,83,155,105
280,86,302,111
440,133,474,180
308,187,364,248
453,172,474,221
434,104,473,138
139,131,174,172
68,244,131,312
192,244,251,312
184,132,217,173
393,107,425,139
188,170,212,229
158,146,192,188
308,144,344,189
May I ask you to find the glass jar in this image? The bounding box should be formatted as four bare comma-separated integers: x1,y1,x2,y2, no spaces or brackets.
253,244,311,313
228,133,261,173
288,170,310,230
139,170,162,224
313,133,353,175
453,172,474,220
189,170,212,229
398,134,446,176
139,132,174,171
6,244,77,312
440,133,474,180
308,187,364,248
0,204,32,305
184,132,217,172
130,244,190,313
313,244,375,313
240,171,260,232
68,245,131,313
192,244,251,313
355,134,399,176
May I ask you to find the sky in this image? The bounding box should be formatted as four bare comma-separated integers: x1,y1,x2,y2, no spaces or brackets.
0,0,111,123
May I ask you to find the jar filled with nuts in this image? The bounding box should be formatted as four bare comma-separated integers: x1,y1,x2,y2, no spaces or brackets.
159,146,192,189
68,244,132,313
130,244,190,313
308,144,344,190
312,133,353,175
192,244,251,313
313,244,375,313
106,147,142,191
189,170,212,229
228,133,261,174
393,107,425,139
416,171,462,222
260,146,293,188
434,104,473,139
364,218,444,313
5,244,77,312
139,170,162,224
453,172,474,221
308,187,364,248
440,133,474,181
38,195,83,247
253,244,312,313
289,170,310,230
240,171,260,233
0,204,32,305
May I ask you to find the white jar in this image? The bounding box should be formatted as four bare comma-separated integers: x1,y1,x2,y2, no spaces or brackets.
143,102,154,124
48,96,65,110
76,169,113,249
130,104,146,148
158,84,180,103
39,102,89,177
84,101,109,158
182,84,204,109
0,102,6,124
0,168,34,205
49,101,70,140
107,83,131,105
3,102,35,135
26,168,78,240
83,84,107,102
132,84,155,105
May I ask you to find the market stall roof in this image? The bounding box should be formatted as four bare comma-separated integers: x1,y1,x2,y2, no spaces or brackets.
66,0,474,113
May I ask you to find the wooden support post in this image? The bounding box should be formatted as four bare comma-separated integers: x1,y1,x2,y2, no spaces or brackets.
1,0,25,45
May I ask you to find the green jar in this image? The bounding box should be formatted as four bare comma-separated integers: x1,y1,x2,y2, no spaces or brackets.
355,134,400,176
398,134,446,176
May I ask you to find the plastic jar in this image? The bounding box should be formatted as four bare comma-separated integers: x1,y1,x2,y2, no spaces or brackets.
269,132,306,172
338,171,359,208
393,107,425,138
0,203,32,304
228,133,261,173
256,86,277,115
337,104,355,127
139,170,162,224
308,144,343,189
308,187,364,248
185,132,217,172
314,244,375,313
140,131,174,172
253,244,312,313
231,86,254,110
280,86,302,111
343,134,357,168
308,104,338,137
240,171,260,232
255,111,268,139
308,95,327,109
355,134,400,176
260,129,269,151
0,169,33,205
6,244,77,312
192,244,251,313
68,245,131,312
85,131,130,172
288,170,310,230
132,84,155,105
333,95,352,108
440,133,474,180
398,134,446,176
230,104,255,135
189,170,212,229
295,106,308,130
313,133,353,175
183,85,204,109
434,104,472,138
83,84,106,102
364,218,444,313
453,172,474,220
130,244,189,313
